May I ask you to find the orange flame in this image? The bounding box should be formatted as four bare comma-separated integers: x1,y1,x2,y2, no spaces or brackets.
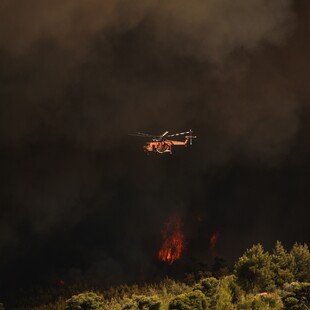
158,216,184,264
209,231,220,254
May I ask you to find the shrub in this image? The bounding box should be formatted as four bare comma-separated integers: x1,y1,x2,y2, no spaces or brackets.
136,296,161,310
122,301,138,310
237,293,283,310
194,277,219,298
66,291,105,310
283,296,299,308
169,290,209,310
122,295,161,310
160,278,190,296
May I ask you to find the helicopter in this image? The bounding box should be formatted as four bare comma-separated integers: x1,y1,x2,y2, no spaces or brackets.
130,130,197,154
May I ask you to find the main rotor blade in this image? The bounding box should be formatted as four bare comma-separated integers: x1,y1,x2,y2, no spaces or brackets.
129,132,160,138
160,131,169,138
167,131,190,137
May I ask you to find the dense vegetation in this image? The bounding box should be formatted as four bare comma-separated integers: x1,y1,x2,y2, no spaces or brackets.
2,242,309,309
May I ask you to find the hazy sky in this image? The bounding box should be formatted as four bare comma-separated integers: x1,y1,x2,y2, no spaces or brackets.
0,0,309,303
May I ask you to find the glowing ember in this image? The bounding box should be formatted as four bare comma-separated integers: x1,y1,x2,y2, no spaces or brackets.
209,231,220,254
158,216,184,264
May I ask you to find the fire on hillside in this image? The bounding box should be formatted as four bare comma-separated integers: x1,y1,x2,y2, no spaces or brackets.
158,216,184,264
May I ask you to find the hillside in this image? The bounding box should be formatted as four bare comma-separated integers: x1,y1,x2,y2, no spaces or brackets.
2,242,309,310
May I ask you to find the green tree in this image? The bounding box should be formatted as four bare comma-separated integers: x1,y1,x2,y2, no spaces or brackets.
66,291,105,310
234,244,275,293
290,243,310,282
282,282,310,309
194,277,218,308
169,290,209,310
237,293,283,310
271,241,295,287
194,277,218,297
214,276,234,310
227,275,244,304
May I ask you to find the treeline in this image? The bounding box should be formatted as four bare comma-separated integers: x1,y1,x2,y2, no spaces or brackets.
3,241,310,309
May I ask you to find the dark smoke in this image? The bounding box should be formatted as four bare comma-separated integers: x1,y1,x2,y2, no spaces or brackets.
0,0,309,301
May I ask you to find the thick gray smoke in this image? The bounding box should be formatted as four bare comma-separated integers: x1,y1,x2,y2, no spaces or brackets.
153,0,294,62
0,0,293,58
0,0,297,157
1,0,309,298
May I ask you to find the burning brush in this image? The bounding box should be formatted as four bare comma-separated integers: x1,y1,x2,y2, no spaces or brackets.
158,216,184,264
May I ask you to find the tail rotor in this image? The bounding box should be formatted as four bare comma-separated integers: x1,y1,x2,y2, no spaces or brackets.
186,129,197,145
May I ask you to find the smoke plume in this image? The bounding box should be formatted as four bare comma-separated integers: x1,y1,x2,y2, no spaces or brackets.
0,0,309,301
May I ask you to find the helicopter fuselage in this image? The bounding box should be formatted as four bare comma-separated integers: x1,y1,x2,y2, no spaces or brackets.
144,139,188,154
